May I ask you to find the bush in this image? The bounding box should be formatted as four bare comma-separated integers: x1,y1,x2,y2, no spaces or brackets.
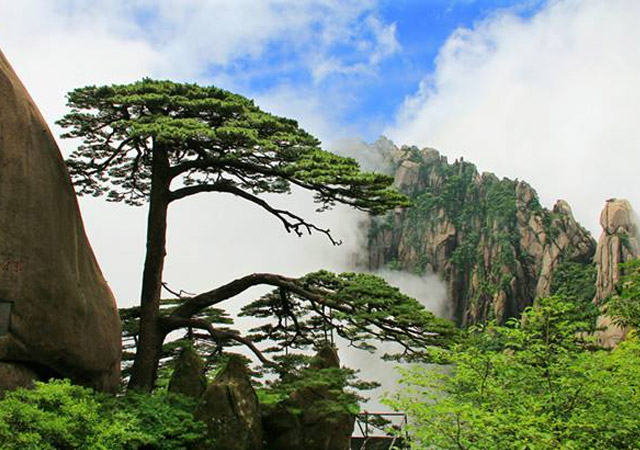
386,297,640,449
0,379,208,449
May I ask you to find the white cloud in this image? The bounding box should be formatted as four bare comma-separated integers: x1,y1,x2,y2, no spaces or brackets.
255,83,364,143
309,14,401,81
0,0,158,124
387,0,640,235
367,18,401,66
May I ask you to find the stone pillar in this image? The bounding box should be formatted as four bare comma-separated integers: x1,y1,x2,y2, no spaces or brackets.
593,199,640,348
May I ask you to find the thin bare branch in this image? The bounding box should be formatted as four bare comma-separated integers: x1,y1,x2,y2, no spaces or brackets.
161,316,274,367
169,181,341,245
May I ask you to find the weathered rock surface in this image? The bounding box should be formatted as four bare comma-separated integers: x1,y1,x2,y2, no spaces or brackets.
0,362,38,397
168,345,206,399
594,199,640,303
593,199,640,347
0,48,121,391
367,142,596,324
195,356,262,450
262,346,355,450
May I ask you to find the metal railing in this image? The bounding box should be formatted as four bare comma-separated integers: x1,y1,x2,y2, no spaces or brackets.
351,411,408,450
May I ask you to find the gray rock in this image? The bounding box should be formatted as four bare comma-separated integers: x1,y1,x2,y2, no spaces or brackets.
367,143,596,324
168,345,207,399
195,355,262,450
593,199,640,348
0,362,38,398
594,199,640,304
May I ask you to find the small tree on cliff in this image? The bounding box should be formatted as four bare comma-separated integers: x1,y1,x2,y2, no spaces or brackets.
58,79,451,392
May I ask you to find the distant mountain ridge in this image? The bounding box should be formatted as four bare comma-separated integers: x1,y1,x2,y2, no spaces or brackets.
363,139,596,325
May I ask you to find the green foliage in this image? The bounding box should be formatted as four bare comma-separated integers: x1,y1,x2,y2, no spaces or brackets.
550,261,596,303
550,260,599,328
115,390,208,448
239,271,457,420
0,380,208,450
606,259,640,329
485,180,517,223
58,78,408,214
258,355,368,417
241,270,458,362
386,297,640,449
385,259,403,271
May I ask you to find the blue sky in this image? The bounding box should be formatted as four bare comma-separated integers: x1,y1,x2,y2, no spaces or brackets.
344,0,546,139
128,0,547,142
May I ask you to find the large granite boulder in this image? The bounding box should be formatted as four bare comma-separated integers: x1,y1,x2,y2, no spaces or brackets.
0,48,121,392
168,345,207,399
195,355,262,450
593,199,640,347
262,346,355,450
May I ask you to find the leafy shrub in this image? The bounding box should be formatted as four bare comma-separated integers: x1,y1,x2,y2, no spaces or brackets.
386,297,640,449
0,379,208,449
606,259,640,329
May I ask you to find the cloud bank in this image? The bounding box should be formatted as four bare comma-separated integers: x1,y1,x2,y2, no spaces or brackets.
387,0,640,235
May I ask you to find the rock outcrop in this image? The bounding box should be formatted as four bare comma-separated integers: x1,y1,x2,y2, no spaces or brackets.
593,199,640,347
367,142,596,325
594,199,640,303
195,356,262,450
0,48,121,392
262,346,355,450
168,345,207,399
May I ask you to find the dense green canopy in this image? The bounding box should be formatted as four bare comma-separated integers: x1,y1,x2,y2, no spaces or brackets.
387,295,640,449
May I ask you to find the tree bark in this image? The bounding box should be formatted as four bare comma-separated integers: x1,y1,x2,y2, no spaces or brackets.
128,142,171,391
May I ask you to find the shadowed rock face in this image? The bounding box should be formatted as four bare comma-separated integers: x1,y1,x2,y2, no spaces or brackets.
0,48,121,392
367,142,595,325
195,356,263,450
593,199,640,347
168,345,206,399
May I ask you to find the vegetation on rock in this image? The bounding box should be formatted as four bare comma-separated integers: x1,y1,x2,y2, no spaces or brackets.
604,259,640,329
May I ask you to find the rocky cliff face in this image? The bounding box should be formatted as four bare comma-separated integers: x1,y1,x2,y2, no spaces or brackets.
593,199,640,347
366,141,596,325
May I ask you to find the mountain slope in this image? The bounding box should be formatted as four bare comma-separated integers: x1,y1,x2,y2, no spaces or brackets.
366,141,596,325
